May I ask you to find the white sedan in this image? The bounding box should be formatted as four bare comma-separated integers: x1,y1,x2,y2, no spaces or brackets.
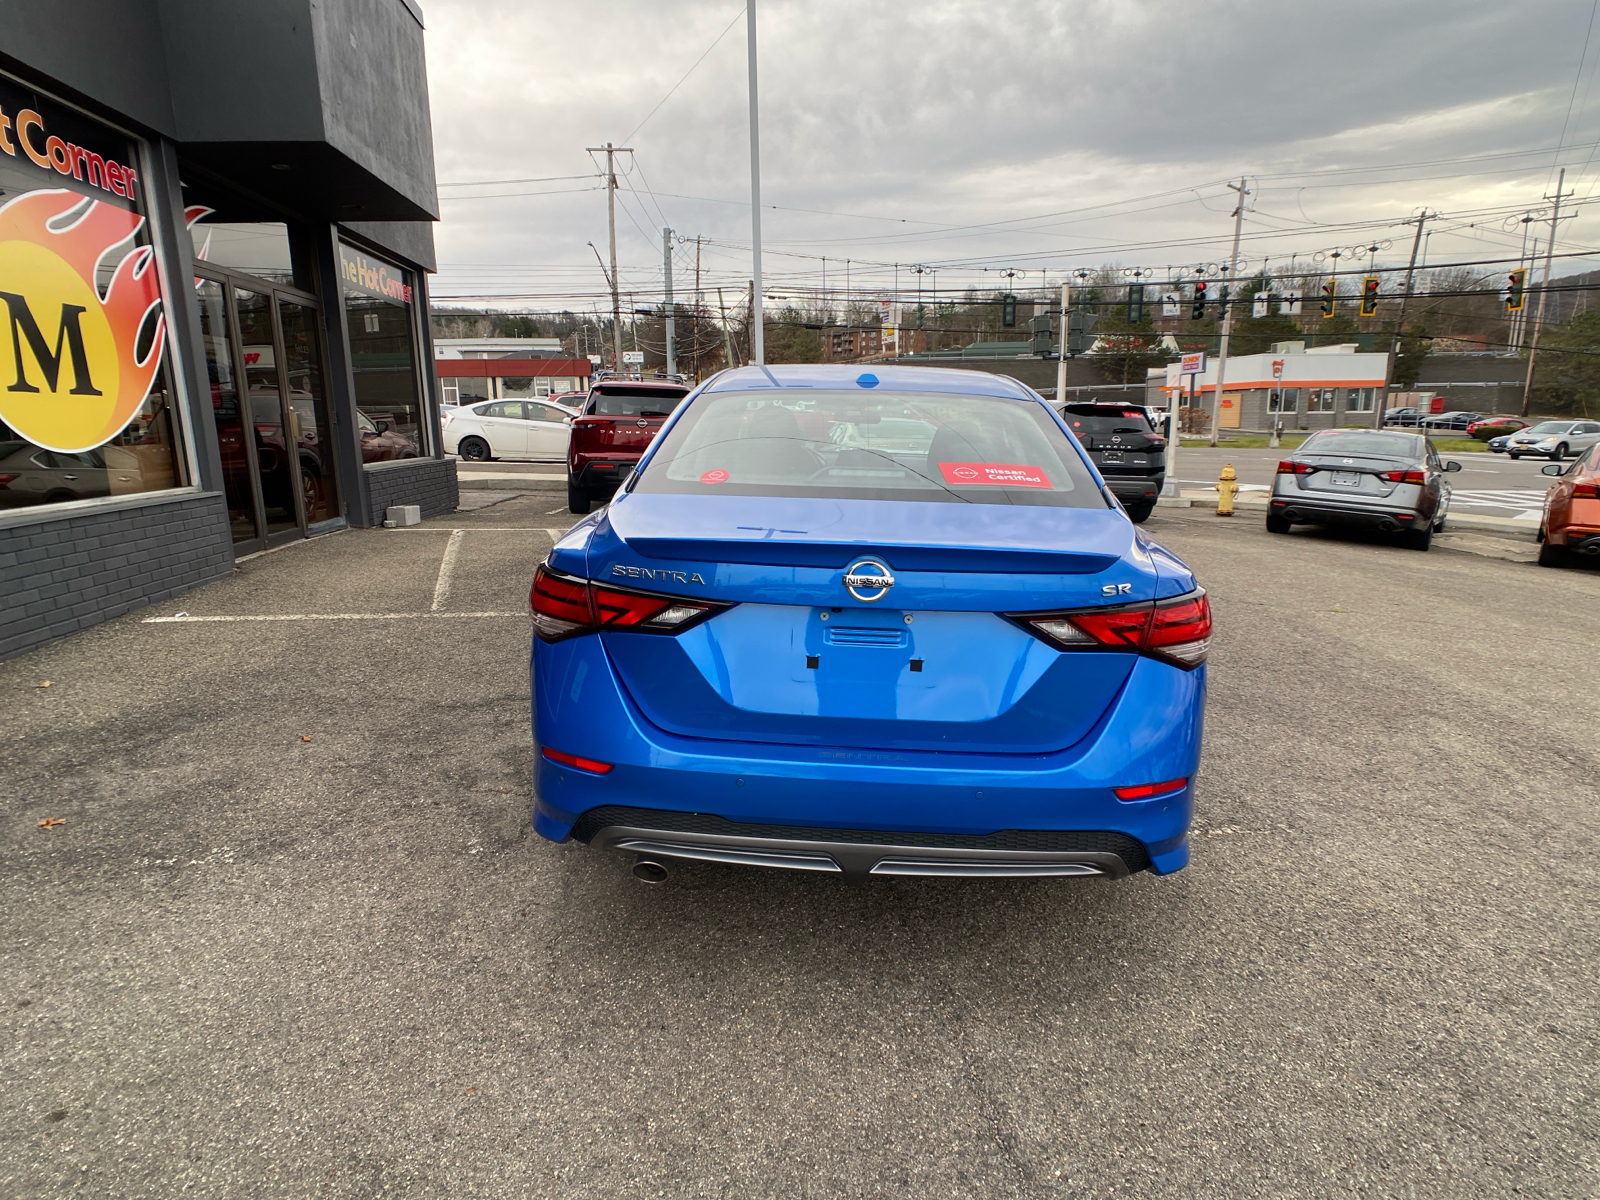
443,399,576,462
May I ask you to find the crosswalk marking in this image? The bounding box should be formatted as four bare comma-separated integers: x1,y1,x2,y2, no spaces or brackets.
1450,489,1547,506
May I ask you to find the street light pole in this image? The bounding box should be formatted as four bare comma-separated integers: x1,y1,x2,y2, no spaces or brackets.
1206,178,1249,447
1055,281,1069,402
746,0,764,365
1522,167,1571,417
585,142,631,377
663,227,676,378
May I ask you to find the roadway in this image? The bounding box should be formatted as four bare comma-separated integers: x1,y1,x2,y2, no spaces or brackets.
1175,442,1562,522
1,498,1593,1196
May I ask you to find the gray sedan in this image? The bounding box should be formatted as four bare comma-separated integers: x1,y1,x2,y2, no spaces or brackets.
1505,419,1600,461
1267,429,1461,551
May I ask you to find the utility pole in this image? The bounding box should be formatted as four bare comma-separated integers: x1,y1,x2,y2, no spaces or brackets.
1055,281,1070,402
1386,210,1431,424
586,142,631,377
663,227,676,379
1206,178,1249,447
716,287,736,370
746,0,764,364
1522,167,1572,417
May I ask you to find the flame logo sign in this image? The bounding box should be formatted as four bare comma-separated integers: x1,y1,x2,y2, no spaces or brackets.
0,189,164,453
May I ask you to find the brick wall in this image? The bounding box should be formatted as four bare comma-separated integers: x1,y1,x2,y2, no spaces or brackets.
363,458,459,526
0,492,234,662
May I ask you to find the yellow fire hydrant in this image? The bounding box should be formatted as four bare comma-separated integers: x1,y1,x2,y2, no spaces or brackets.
1216,464,1239,517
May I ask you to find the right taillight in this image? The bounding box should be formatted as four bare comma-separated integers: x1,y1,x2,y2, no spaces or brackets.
529,563,731,643
1008,591,1211,670
1382,469,1427,484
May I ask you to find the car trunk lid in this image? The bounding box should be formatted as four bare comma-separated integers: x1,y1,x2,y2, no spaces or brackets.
583,493,1157,754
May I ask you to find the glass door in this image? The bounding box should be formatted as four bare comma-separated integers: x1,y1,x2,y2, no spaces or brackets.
234,288,302,539
195,268,341,547
277,298,338,526
195,278,265,551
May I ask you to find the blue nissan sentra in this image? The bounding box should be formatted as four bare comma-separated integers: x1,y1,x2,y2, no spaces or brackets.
530,365,1208,883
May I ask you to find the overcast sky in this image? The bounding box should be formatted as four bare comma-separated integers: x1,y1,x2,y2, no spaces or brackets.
422,0,1600,313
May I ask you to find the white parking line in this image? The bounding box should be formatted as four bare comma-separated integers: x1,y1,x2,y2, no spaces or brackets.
143,612,524,623
431,529,465,611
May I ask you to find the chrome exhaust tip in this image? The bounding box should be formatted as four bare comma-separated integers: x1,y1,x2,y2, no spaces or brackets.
632,858,669,883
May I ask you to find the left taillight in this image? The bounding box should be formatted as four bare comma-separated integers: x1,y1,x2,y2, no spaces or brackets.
1008,590,1211,669
1572,482,1600,499
529,563,729,643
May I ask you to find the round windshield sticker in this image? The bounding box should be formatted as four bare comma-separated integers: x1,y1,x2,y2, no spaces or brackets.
699,469,729,485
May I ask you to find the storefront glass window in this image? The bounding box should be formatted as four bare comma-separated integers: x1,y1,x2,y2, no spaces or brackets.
498,376,554,398
337,240,428,457
189,221,295,284
442,377,489,404
0,70,188,515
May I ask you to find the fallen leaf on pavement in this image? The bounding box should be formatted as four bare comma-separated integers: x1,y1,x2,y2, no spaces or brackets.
36,681,50,688
38,818,65,829
300,735,312,742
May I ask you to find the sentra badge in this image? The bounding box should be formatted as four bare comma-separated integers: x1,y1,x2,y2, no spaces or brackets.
612,564,705,584
0,190,165,454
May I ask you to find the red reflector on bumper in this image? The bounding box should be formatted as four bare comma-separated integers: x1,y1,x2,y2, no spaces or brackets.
1113,777,1187,801
541,746,614,775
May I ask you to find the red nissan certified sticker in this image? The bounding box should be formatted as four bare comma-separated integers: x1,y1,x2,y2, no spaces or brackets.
699,469,729,485
938,462,1051,488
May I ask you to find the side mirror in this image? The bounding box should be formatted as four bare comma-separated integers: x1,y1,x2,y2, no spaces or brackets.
1444,460,1462,472
1542,463,1565,476
375,420,389,434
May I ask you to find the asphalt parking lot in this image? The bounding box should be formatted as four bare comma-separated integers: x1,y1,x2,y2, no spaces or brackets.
2,496,1596,1198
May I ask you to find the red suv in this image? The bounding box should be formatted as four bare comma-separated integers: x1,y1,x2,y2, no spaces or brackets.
567,380,692,513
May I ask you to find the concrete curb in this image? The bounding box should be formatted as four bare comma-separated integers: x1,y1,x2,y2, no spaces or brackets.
458,475,565,492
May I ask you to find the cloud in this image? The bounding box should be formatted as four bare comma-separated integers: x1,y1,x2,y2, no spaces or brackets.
421,0,1600,308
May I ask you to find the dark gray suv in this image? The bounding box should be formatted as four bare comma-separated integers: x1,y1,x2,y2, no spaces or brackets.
1059,403,1166,523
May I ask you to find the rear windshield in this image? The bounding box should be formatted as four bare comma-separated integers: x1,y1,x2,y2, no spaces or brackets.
1301,431,1421,458
1060,406,1153,435
632,389,1104,507
587,386,690,417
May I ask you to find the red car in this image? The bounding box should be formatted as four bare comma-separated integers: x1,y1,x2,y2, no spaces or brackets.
1537,441,1600,566
1466,416,1529,439
566,380,691,513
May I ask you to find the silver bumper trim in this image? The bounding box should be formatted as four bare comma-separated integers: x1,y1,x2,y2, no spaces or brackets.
593,825,1127,883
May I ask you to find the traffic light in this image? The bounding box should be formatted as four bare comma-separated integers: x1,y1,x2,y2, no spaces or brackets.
1001,293,1017,327
1217,285,1230,321
1066,310,1099,356
1191,280,1208,320
1359,276,1380,317
1127,283,1144,324
1505,270,1526,312
1028,313,1052,355
1320,278,1337,317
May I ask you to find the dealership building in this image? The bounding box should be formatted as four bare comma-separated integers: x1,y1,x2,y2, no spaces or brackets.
0,1,453,660
1157,343,1391,431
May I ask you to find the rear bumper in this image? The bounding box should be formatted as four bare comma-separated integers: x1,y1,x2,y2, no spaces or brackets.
1270,484,1427,529
575,806,1155,882
570,457,637,493
530,634,1204,878
1103,473,1164,504
1553,524,1600,553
